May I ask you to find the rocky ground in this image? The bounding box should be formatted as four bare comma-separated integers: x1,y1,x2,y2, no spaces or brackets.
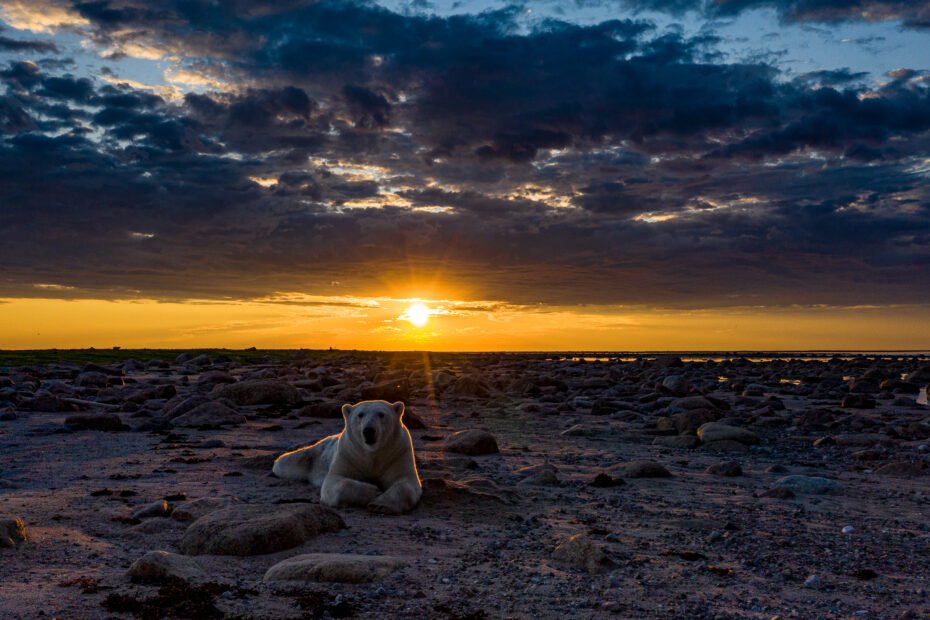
1,350,929,620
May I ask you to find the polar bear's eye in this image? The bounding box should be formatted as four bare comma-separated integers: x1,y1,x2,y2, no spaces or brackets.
378,412,385,419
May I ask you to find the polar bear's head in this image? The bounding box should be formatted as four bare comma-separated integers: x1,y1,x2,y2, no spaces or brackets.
342,400,405,452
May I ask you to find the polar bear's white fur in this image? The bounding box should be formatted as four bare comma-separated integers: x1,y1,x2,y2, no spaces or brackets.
272,400,422,514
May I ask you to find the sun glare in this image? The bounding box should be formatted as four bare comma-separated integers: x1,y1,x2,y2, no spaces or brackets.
403,302,432,327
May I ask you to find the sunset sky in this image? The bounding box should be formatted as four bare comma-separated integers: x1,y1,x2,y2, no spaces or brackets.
0,0,928,350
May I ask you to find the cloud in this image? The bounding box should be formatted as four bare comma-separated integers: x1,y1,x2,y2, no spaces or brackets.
605,0,930,29
0,34,60,53
0,2,926,313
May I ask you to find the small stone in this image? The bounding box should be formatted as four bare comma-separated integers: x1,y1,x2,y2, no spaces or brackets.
127,550,206,583
64,413,125,432
874,461,926,476
590,473,626,488
170,497,239,522
0,515,27,548
652,435,700,449
443,430,499,456
697,423,760,445
842,525,855,535
131,500,170,520
700,439,750,453
705,461,743,477
552,533,615,573
608,460,671,478
517,463,561,486
803,574,821,589
773,475,841,495
263,553,407,584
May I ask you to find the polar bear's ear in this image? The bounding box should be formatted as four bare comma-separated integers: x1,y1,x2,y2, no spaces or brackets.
391,401,405,418
341,403,353,418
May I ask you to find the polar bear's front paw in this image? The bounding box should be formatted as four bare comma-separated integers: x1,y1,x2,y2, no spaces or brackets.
367,499,404,515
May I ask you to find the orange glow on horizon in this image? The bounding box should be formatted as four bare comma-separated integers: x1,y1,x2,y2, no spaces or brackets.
0,294,928,351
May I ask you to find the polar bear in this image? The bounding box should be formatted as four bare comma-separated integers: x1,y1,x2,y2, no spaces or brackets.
272,400,422,514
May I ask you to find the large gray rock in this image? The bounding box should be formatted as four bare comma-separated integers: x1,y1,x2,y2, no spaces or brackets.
0,515,27,548
75,371,109,388
443,430,500,455
444,375,492,398
127,550,206,582
172,401,246,428
179,504,345,556
904,366,930,385
661,375,689,397
263,553,407,583
163,395,210,419
210,380,300,406
697,422,760,445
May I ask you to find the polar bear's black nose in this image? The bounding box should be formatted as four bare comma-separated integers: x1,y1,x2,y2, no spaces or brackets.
363,426,377,445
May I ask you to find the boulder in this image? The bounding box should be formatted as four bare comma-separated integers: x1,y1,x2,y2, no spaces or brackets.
444,375,492,398
127,550,206,583
75,371,110,388
210,380,300,406
298,399,344,418
163,395,210,419
179,504,345,556
661,375,689,397
874,461,926,476
172,401,246,428
360,380,409,402
443,430,499,456
264,553,406,584
904,366,930,385
697,422,760,445
197,371,236,384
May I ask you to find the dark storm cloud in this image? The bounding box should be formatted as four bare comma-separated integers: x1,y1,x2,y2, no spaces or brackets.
0,2,928,309
606,0,930,28
0,35,60,53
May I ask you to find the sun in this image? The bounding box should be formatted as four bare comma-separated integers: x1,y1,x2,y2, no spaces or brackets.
402,302,432,327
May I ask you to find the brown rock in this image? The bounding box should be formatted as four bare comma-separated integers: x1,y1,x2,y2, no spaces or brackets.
443,430,499,455
263,553,406,583
179,504,345,556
